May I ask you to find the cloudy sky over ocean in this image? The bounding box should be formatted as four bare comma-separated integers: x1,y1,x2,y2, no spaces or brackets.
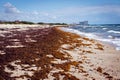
0,0,120,24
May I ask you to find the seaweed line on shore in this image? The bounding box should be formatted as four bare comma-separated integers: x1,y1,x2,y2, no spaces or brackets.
0,26,119,80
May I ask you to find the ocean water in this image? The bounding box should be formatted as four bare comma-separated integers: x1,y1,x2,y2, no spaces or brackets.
62,24,120,50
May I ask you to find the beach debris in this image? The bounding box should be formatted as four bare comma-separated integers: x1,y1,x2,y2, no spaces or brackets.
0,26,118,80
96,67,102,73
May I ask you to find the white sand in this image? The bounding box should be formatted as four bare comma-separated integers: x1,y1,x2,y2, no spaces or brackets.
1,25,120,80
4,60,40,80
0,24,51,29
51,59,68,64
0,50,6,55
6,42,24,48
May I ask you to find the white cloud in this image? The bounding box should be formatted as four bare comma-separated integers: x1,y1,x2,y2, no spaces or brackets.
43,13,49,16
4,2,20,14
40,12,58,19
32,11,39,15
1,3,120,23
52,16,57,19
54,5,120,16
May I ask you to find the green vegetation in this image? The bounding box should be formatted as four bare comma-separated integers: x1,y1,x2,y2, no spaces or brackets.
0,20,68,25
0,20,34,24
37,22,67,25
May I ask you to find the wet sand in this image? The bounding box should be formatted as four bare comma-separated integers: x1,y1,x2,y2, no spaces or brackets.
0,25,120,80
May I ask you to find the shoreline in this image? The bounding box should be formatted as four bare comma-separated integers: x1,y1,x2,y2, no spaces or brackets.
59,27,120,79
60,27,120,51
0,25,120,80
58,27,120,79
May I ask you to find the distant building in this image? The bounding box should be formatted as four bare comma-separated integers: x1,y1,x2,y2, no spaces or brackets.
15,20,20,24
79,21,88,25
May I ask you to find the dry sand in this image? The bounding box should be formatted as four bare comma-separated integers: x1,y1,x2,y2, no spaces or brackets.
59,27,120,79
0,24,51,28
0,24,120,80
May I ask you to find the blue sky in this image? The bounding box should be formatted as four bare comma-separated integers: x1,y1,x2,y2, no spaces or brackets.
0,0,120,24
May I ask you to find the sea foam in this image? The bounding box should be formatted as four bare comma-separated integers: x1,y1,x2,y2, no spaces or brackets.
60,27,99,39
108,30,120,34
60,27,120,50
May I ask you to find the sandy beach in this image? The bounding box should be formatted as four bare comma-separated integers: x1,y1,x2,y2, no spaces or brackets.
0,24,120,80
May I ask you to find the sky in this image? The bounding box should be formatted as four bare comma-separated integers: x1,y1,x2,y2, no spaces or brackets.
0,0,120,24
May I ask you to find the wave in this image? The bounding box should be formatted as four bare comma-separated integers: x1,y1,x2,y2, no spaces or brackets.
117,26,120,27
60,27,99,39
108,35,115,39
108,30,120,34
60,27,120,50
102,28,107,30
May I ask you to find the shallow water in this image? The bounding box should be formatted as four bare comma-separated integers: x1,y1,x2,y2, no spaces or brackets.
61,24,120,50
